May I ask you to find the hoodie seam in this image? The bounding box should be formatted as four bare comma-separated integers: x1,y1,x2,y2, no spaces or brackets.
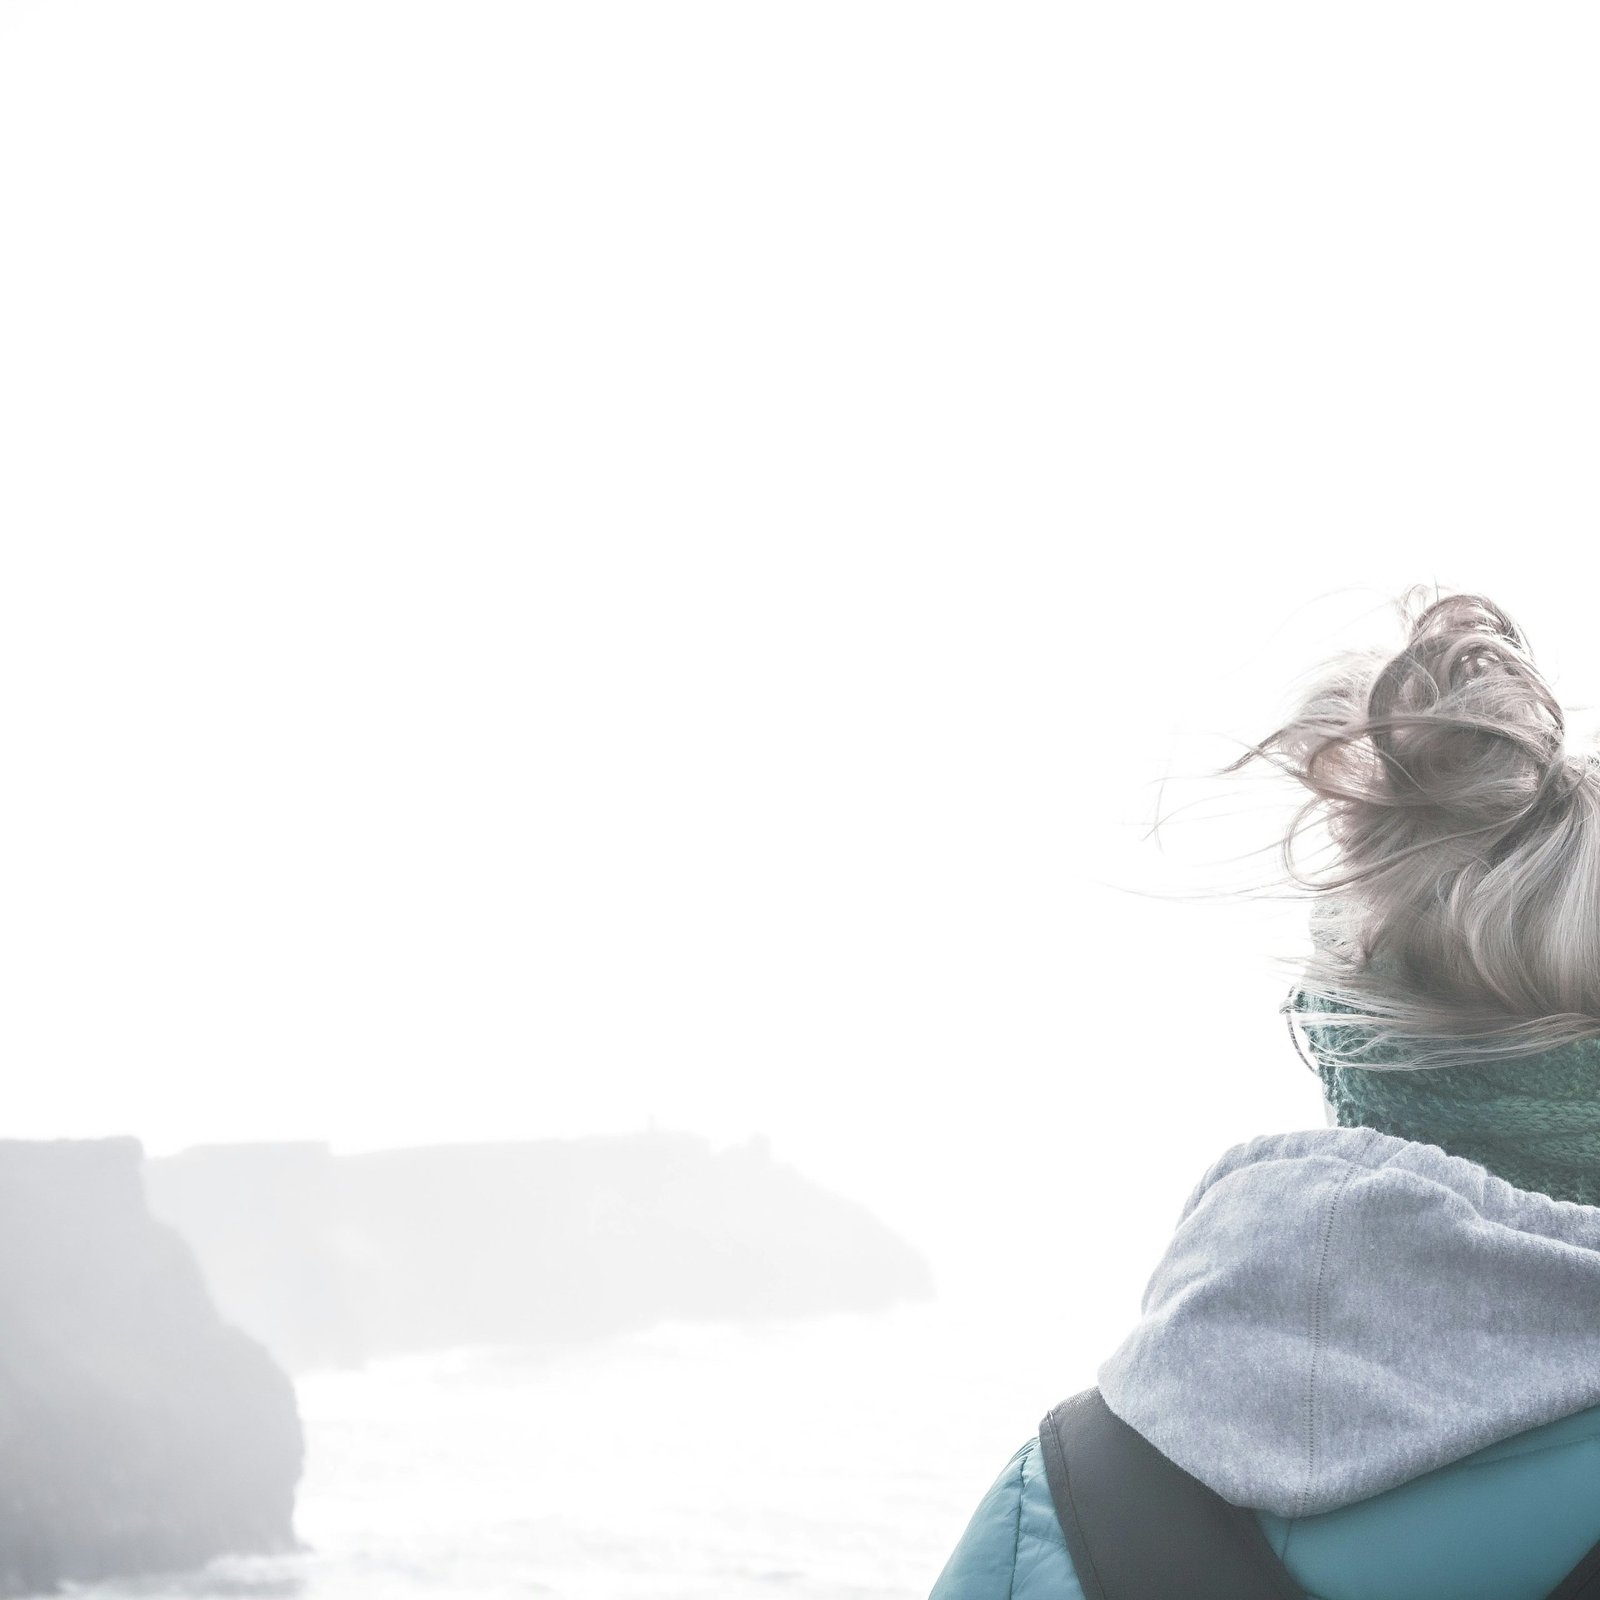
1005,1443,1024,1600
1296,1163,1360,1521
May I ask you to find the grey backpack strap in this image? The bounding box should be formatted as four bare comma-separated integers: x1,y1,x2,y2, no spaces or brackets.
1545,1536,1600,1599
1037,1388,1304,1600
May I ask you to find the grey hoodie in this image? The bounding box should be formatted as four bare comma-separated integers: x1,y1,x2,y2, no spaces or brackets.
1096,1125,1600,1518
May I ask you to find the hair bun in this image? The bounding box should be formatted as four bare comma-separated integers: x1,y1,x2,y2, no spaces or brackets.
1361,590,1569,837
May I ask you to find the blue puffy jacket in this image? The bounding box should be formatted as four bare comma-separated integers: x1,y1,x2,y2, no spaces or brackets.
930,1127,1600,1600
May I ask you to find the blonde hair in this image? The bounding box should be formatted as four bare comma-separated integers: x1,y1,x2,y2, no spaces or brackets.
1234,586,1600,1069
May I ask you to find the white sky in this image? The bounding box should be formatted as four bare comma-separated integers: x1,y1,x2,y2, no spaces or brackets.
4,3,1600,1297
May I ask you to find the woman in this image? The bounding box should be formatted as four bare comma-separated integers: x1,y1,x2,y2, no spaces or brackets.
930,588,1600,1600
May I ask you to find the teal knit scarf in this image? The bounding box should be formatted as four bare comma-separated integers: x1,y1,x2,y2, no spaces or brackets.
1294,989,1600,1206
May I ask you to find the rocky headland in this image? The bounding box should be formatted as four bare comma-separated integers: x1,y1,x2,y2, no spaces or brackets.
146,1131,935,1371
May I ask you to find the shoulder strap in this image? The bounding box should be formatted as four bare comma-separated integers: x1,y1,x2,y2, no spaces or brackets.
1037,1388,1304,1600
1547,1537,1600,1599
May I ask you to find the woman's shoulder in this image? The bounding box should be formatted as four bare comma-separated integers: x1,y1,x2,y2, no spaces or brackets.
1267,1397,1600,1600
928,1400,1600,1600
928,1434,1084,1600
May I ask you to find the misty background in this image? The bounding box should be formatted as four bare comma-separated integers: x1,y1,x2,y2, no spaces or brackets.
4,4,1600,1597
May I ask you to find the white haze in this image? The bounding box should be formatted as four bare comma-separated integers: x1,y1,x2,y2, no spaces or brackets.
5,1,1600,1344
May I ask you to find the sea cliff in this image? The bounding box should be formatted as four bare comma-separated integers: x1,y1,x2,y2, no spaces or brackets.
0,1138,302,1596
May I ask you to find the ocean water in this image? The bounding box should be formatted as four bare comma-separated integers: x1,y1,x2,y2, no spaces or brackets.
66,1303,1084,1600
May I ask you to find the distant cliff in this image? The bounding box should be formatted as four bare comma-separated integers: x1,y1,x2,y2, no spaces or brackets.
0,1138,302,1597
146,1132,935,1371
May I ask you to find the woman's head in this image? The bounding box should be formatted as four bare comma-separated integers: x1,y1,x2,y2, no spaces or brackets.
1242,585,1600,1070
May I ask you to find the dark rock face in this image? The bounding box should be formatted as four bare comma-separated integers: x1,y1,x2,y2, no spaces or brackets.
0,1138,302,1597
147,1132,935,1371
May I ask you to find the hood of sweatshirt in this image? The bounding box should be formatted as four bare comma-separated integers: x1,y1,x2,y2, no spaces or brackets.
1095,1125,1600,1519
